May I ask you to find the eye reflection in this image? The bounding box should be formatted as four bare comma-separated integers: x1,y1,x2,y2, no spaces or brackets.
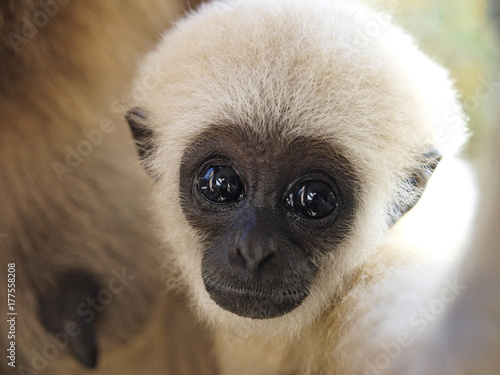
292,180,337,218
198,165,244,203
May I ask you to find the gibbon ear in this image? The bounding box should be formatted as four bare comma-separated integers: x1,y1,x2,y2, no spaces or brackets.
38,270,101,369
126,107,154,161
410,147,442,191
390,147,442,225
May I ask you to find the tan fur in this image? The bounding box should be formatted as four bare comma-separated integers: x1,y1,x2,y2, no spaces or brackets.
128,1,480,374
0,1,217,374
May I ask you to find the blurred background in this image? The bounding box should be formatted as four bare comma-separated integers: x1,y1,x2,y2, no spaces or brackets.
372,0,499,161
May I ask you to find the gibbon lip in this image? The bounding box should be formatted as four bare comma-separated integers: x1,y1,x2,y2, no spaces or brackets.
204,277,307,300
203,277,308,319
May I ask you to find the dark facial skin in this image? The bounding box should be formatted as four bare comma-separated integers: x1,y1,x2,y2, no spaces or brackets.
179,125,359,319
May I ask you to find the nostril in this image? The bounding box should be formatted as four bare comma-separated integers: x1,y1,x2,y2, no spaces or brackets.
259,251,275,268
268,234,277,253
239,246,275,275
229,245,249,271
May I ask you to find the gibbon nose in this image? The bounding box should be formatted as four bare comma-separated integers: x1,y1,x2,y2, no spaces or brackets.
234,212,277,275
236,236,276,274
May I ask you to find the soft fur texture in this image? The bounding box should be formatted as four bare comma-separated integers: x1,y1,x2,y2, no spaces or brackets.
128,0,472,373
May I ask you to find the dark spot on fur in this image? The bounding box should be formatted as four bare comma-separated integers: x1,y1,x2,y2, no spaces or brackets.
38,270,101,368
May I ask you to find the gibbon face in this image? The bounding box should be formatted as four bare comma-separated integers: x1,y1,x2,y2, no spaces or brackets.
127,0,466,327
178,127,359,318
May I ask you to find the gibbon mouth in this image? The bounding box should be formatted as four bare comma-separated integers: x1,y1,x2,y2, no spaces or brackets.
203,277,308,319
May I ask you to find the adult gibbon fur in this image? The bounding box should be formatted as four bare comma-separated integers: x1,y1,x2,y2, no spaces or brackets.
0,1,216,374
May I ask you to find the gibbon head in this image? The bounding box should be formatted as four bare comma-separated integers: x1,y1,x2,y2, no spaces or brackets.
126,0,467,335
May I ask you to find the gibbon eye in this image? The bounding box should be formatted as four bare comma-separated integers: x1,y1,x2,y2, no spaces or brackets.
286,180,337,218
198,165,244,203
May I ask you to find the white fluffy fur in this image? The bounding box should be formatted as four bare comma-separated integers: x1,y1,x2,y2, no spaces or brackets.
129,0,470,373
